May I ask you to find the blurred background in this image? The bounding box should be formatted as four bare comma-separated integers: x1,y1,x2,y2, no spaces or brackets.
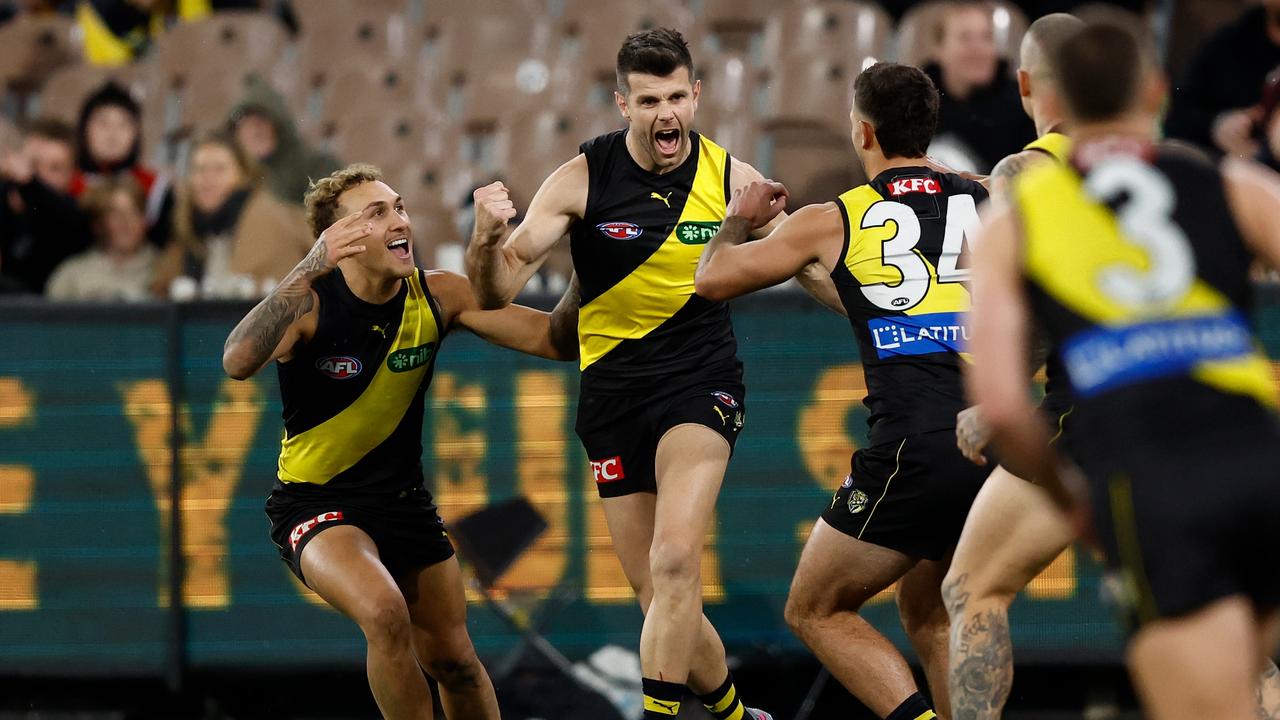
2,0,1279,718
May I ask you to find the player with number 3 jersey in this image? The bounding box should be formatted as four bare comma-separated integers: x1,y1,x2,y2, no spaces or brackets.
697,62,988,720
968,17,1280,720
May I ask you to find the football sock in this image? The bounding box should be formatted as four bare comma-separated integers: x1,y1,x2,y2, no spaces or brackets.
643,677,686,718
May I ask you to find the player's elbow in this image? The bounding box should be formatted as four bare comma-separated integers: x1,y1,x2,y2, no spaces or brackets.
222,347,256,381
694,271,733,303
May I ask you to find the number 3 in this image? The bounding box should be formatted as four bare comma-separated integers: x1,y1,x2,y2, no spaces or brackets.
1084,158,1195,308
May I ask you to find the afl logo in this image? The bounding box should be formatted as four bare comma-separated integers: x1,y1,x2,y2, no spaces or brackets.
597,222,643,240
891,297,910,307
316,356,362,379
711,391,739,408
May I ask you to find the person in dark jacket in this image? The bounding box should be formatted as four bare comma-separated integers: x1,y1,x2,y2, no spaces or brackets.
0,118,89,293
70,80,173,246
1166,1,1280,158
225,75,340,206
921,0,1035,173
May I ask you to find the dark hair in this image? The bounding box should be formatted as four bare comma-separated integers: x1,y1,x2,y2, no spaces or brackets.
76,80,143,172
23,117,75,146
615,28,693,94
853,62,940,159
1053,17,1152,123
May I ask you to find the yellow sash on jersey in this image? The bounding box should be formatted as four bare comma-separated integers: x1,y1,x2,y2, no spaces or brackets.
277,272,440,485
1013,160,1275,406
577,135,730,370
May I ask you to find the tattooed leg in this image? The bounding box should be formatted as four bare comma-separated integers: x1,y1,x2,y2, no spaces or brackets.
943,574,1013,720
1257,659,1280,720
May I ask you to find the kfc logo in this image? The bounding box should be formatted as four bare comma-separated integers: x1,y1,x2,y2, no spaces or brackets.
887,178,940,196
590,456,625,483
289,511,344,550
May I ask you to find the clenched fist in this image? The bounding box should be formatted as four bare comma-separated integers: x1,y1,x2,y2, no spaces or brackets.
472,181,517,245
727,180,788,230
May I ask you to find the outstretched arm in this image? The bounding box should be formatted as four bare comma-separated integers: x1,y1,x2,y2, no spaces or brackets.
465,157,587,309
696,182,843,303
223,212,372,380
431,270,579,361
1224,157,1280,270
730,159,846,314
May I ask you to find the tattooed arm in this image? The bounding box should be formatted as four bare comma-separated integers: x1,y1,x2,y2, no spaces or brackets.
222,212,373,380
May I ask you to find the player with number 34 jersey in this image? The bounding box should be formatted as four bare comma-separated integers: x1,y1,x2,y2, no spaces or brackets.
696,62,988,720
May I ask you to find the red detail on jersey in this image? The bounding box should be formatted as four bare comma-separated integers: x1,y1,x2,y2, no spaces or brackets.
289,511,345,551
590,456,625,483
887,178,941,196
597,222,643,240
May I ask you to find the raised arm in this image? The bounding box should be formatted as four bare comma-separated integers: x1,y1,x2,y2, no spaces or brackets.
222,212,371,380
729,159,846,314
465,156,588,309
430,270,579,361
696,182,843,303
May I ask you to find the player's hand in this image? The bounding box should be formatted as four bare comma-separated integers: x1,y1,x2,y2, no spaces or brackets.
728,180,788,229
1045,463,1095,547
1212,108,1260,159
956,405,991,466
299,211,371,277
472,181,517,245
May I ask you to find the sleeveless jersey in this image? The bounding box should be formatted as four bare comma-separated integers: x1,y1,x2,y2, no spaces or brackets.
1013,140,1276,462
832,167,989,446
1024,131,1071,162
275,268,444,492
1022,132,1074,410
570,130,739,392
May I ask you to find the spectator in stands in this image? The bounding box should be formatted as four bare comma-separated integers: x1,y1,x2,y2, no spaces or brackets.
46,176,155,301
0,118,89,293
153,132,311,299
922,0,1035,173
224,75,340,206
71,80,172,245
1166,0,1280,158
76,0,290,65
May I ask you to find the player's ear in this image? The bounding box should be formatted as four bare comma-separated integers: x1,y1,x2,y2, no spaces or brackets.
859,120,877,152
691,77,701,105
614,90,629,121
1141,70,1169,117
1016,68,1031,99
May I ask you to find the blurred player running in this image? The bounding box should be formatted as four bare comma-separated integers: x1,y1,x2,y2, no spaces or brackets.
968,17,1280,720
696,62,989,720
465,28,839,720
222,164,579,720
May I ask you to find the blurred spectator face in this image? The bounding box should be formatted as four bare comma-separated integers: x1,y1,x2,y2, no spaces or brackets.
234,113,278,162
190,142,246,214
938,5,999,92
86,105,138,167
100,188,146,255
24,134,74,192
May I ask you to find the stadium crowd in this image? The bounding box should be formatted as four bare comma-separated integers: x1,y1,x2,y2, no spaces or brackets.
0,0,1270,302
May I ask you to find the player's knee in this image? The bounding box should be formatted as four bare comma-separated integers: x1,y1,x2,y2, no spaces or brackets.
784,585,823,638
424,648,487,691
648,537,701,589
359,599,413,651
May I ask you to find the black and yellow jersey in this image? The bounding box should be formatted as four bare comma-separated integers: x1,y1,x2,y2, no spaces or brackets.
1022,132,1074,415
832,167,989,446
275,268,444,493
1013,140,1276,461
570,130,739,392
1024,131,1071,163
